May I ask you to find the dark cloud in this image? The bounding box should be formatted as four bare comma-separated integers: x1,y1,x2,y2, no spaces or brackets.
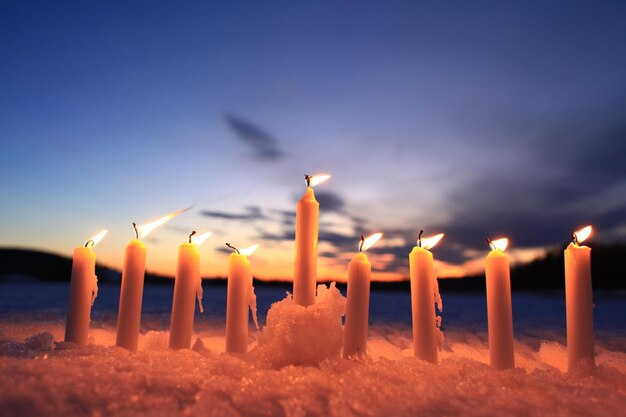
441,96,626,250
224,113,285,161
314,190,345,213
201,206,267,221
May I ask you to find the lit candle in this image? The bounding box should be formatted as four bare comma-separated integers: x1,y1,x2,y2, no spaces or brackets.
565,225,594,371
293,174,330,307
116,209,187,352
168,231,211,350
485,237,515,370
409,231,444,364
225,243,259,354
343,232,382,358
64,229,107,345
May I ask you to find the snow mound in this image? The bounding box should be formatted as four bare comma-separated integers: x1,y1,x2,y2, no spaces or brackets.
248,283,346,368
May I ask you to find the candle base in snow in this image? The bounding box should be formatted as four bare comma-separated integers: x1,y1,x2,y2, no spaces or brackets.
247,283,346,368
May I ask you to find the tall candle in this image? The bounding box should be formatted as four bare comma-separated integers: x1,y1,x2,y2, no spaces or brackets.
565,225,594,371
343,233,382,358
225,243,259,354
293,174,329,307
409,231,444,364
169,231,211,350
485,237,515,370
65,230,107,345
116,209,187,352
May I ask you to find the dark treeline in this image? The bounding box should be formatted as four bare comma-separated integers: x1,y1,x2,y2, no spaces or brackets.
1,244,625,291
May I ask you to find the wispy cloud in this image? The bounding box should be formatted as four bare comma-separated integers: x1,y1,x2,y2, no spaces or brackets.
224,113,285,161
201,206,267,221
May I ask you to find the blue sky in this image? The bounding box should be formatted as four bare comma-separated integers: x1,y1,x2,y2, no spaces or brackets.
1,1,625,280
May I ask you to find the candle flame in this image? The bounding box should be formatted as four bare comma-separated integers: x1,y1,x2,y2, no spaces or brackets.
84,229,108,248
420,233,444,250
191,231,212,246
308,174,331,188
239,244,259,257
489,238,508,252
573,225,592,245
360,232,383,252
137,207,189,239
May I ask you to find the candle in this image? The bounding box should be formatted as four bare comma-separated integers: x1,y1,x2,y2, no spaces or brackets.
343,232,383,358
565,225,594,371
293,174,330,307
168,231,211,350
409,231,444,363
225,243,259,354
64,229,107,345
485,237,515,370
116,209,187,352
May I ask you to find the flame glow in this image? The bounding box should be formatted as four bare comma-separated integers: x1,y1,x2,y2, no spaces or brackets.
420,233,444,250
309,174,331,188
489,238,509,252
239,244,259,257
191,232,212,246
137,208,189,239
85,229,108,247
361,232,383,252
574,225,592,245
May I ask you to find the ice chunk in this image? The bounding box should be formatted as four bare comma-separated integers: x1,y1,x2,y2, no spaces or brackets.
248,283,346,368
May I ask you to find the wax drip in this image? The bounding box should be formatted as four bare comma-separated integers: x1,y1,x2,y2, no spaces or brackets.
433,270,444,350
196,279,204,313
249,280,259,330
91,275,99,306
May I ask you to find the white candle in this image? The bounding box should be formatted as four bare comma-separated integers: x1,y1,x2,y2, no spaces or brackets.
485,237,515,370
225,243,259,354
293,174,330,307
116,209,186,352
409,232,444,364
565,225,594,370
168,231,211,350
64,230,107,345
343,233,382,358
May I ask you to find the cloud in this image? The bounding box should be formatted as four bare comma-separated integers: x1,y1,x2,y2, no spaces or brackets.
224,113,285,161
313,190,346,213
201,206,267,221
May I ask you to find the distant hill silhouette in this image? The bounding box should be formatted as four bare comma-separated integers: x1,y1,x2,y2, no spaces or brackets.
1,244,625,291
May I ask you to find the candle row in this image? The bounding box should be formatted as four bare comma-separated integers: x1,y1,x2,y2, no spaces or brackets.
64,175,595,372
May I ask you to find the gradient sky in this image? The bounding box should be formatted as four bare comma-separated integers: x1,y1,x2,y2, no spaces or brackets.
1,1,626,281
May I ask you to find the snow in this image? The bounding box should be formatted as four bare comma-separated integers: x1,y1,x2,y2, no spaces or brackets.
0,283,625,417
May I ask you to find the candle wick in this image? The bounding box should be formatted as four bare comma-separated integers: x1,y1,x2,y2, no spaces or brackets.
84,239,94,248
418,229,424,248
485,236,494,250
226,242,240,254
132,223,139,240
359,235,365,252
571,232,579,246
189,230,197,244
304,174,312,187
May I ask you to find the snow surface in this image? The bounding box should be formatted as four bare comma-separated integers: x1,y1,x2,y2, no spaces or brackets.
1,283,625,417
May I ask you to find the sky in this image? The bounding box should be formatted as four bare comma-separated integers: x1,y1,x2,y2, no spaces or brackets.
1,1,626,281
